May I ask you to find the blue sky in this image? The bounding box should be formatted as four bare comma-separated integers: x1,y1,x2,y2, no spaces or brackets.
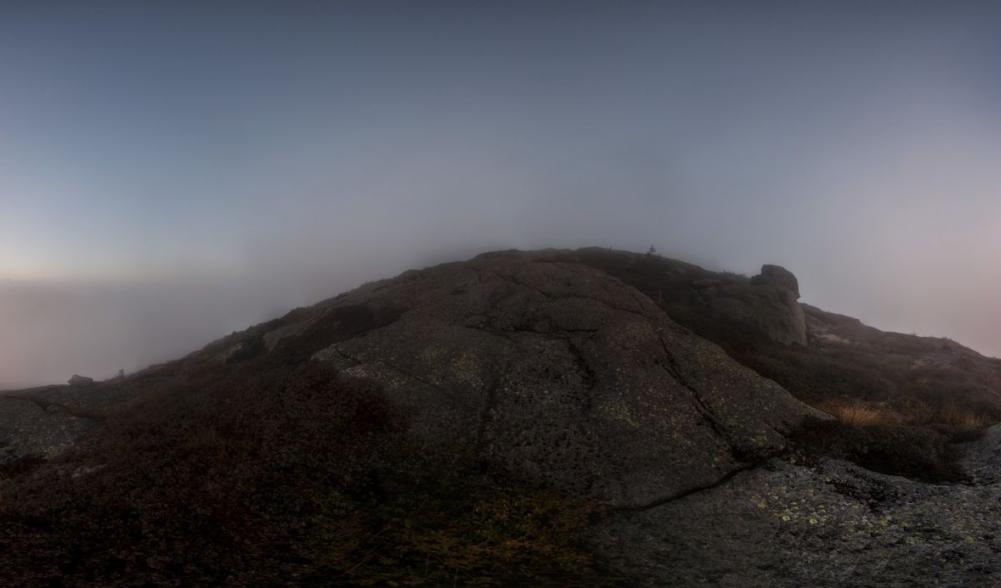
4,2,1001,386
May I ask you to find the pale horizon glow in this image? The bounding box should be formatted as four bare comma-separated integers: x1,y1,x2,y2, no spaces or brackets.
4,1,1001,388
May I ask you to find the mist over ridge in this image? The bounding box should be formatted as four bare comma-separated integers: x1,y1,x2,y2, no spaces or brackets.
5,1,1001,384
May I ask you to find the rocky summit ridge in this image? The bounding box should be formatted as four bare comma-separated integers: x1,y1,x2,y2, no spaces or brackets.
2,248,1001,586
301,250,818,507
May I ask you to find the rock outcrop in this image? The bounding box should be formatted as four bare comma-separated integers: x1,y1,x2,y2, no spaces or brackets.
568,249,808,346
750,264,800,295
3,247,1001,586
301,250,819,507
743,264,807,346
568,248,1001,414
68,374,94,386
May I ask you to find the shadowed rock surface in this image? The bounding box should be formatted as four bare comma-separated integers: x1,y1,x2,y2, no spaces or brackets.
566,247,1001,415
566,249,809,346
799,303,1001,410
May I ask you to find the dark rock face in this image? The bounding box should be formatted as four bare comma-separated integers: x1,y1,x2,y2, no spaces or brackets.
743,264,807,346
68,374,94,386
569,249,808,347
307,251,819,507
750,264,800,296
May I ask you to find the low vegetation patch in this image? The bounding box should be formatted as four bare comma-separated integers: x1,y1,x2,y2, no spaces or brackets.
817,399,993,443
790,417,968,483
0,363,621,586
817,400,896,427
793,399,993,483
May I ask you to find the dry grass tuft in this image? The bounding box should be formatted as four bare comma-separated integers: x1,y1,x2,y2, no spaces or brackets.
817,399,995,440
817,401,903,427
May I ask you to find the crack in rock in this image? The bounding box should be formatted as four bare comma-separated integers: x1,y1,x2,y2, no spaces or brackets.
611,462,763,512
656,335,740,452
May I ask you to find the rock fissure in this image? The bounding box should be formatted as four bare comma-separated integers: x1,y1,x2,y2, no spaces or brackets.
655,335,739,451
611,462,762,512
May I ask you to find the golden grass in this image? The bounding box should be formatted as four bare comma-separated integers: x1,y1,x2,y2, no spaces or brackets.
817,401,902,427
817,399,994,431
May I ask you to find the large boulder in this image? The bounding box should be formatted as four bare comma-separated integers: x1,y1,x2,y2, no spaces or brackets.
68,374,94,387
750,264,801,296
739,264,807,346
304,250,821,507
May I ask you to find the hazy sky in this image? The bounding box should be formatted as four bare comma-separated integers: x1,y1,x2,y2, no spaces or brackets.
4,1,1001,388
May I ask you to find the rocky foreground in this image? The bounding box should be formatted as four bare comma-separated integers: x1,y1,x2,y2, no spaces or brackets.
597,426,1001,586
1,249,1000,586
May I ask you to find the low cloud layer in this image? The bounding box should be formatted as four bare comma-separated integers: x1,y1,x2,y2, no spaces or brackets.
5,222,1001,391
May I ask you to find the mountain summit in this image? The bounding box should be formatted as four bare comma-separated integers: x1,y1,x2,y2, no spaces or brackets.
2,248,1000,585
